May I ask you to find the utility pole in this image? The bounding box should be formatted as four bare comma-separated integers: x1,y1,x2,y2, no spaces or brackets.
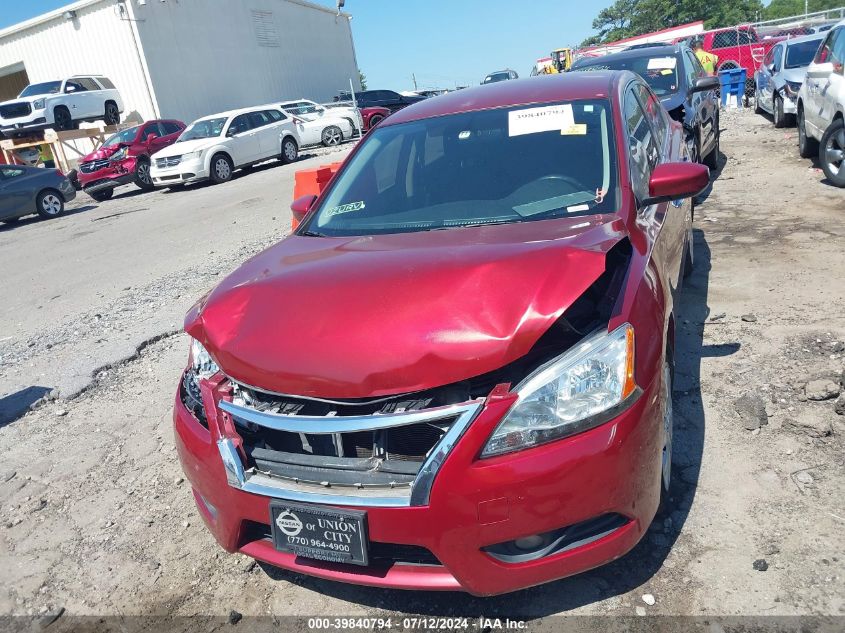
805,0,808,17
412,73,418,90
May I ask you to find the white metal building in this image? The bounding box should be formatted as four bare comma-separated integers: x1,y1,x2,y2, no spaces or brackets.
0,0,361,124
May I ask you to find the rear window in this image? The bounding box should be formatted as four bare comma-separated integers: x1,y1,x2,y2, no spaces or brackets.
573,54,680,96
785,39,824,68
304,99,619,237
483,72,511,84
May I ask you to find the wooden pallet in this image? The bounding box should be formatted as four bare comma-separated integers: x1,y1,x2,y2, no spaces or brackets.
1,122,135,174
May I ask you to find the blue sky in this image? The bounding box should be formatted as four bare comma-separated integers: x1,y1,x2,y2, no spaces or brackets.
0,0,605,91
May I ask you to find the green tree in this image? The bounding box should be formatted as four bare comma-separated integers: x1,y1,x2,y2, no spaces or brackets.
358,70,367,91
764,0,844,20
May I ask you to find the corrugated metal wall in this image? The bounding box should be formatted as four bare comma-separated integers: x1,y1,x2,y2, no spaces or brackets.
0,1,157,121
130,0,361,124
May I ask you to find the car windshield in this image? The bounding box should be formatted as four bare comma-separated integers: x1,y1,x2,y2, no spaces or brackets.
102,126,140,148
574,55,680,95
19,81,62,97
483,72,511,84
304,99,618,237
178,117,227,141
785,40,823,68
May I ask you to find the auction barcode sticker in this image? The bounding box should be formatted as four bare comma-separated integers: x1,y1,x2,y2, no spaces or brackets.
508,104,575,137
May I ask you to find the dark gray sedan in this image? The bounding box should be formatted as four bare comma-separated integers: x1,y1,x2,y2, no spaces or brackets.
0,164,76,224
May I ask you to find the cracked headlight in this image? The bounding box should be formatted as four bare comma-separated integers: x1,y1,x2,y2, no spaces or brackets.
33,98,46,110
189,338,220,380
481,324,638,457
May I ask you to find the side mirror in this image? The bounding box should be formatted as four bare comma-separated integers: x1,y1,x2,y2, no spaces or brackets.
691,76,720,92
642,162,710,207
65,85,76,93
145,133,158,144
291,194,318,225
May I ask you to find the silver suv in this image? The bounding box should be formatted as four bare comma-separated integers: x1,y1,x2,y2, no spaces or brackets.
797,20,845,186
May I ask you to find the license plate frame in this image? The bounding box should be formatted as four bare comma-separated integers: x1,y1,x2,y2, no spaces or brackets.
269,501,369,566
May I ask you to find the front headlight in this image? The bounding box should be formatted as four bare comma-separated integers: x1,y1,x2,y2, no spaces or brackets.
481,324,637,457
109,147,128,162
33,98,46,110
181,149,204,160
189,338,220,380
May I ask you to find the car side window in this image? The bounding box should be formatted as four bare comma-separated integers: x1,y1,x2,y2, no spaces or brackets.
815,29,839,63
0,166,26,179
266,109,285,122
97,77,116,90
162,121,182,135
682,51,699,87
624,87,659,201
228,114,252,136
831,27,845,65
635,83,667,151
77,77,101,91
248,111,270,129
737,30,754,45
772,45,783,72
143,123,165,140
64,80,86,93
712,31,737,48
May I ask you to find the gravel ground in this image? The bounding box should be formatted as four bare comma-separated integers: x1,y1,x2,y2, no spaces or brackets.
0,111,843,627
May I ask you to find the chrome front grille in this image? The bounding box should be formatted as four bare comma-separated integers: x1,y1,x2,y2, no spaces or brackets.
79,159,109,173
217,395,484,507
155,155,181,168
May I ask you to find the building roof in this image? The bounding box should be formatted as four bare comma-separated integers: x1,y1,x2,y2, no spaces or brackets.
385,73,619,126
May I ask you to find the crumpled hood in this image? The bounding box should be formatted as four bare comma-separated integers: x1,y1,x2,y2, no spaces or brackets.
81,144,125,163
186,216,628,398
778,68,807,85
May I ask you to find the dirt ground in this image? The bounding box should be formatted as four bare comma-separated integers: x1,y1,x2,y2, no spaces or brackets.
0,109,843,628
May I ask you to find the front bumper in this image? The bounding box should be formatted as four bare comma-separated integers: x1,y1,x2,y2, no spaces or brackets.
0,109,49,134
174,371,664,596
151,155,206,186
79,157,138,191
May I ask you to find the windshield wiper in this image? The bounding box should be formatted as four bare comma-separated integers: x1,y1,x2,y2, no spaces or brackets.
298,230,328,237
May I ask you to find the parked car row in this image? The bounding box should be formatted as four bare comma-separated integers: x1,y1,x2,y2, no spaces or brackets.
754,19,845,187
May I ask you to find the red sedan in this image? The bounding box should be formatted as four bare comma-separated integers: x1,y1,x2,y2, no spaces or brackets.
78,119,184,201
361,106,390,131
173,72,708,595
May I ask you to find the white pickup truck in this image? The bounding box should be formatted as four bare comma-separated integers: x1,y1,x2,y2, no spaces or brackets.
0,75,123,136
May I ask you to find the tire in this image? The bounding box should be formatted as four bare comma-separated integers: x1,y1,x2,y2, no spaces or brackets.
66,169,81,191
683,218,695,279
773,95,786,128
36,189,65,219
368,114,384,130
798,107,819,159
702,117,720,170
321,125,343,147
53,107,73,132
658,358,674,512
134,158,154,190
280,136,298,164
820,118,845,188
209,153,233,184
104,101,120,126
89,188,113,202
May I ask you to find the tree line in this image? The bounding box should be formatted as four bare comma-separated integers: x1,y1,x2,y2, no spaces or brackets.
579,0,844,47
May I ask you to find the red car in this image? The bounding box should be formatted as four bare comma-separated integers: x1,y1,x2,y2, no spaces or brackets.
694,26,783,76
78,119,184,201
360,106,390,131
174,73,708,596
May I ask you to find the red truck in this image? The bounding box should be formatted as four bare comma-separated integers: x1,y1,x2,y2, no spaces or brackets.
682,25,784,93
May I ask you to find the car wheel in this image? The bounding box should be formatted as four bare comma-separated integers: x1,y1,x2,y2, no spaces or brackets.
321,125,343,147
134,158,154,190
209,153,233,184
89,188,114,202
36,189,65,218
104,101,120,126
798,107,819,159
820,118,845,188
280,137,298,164
53,107,73,132
773,95,786,128
702,122,720,170
659,358,674,509
368,114,385,129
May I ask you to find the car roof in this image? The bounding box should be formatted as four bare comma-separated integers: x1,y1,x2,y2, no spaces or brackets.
782,32,827,45
195,105,280,121
574,44,681,67
385,73,619,126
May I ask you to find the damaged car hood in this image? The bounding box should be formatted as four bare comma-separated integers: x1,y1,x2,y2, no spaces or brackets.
186,216,628,398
